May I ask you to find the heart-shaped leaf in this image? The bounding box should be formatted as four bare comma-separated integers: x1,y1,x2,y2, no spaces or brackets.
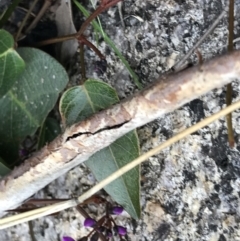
86,130,141,219
0,47,68,162
0,29,25,97
60,79,118,126
60,79,141,219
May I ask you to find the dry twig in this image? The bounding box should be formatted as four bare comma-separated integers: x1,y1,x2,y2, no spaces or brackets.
1,96,240,229
1,51,240,217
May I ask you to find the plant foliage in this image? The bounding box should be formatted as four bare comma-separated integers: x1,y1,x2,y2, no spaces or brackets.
60,79,141,219
0,1,141,220
0,30,68,166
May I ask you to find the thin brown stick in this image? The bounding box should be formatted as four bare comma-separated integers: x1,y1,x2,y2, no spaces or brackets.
28,221,37,241
15,0,39,41
77,0,122,36
226,0,235,147
228,0,234,52
35,0,122,47
24,0,52,34
78,36,105,59
76,205,90,219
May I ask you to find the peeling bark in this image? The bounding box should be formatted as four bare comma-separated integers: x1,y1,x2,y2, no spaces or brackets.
1,51,240,215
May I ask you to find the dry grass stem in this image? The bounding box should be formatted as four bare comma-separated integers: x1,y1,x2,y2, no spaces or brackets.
1,51,240,216
1,99,240,229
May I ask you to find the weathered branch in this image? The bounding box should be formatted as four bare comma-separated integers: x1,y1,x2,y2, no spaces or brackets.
1,51,240,216
2,98,240,229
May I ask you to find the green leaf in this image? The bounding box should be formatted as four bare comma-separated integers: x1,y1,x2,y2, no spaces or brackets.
60,79,141,219
0,47,68,161
0,157,11,177
0,29,14,53
38,117,61,149
0,29,25,97
86,131,141,219
59,79,119,127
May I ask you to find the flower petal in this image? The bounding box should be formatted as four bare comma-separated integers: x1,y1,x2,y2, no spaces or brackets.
111,206,124,215
116,226,127,236
84,218,96,227
62,236,75,241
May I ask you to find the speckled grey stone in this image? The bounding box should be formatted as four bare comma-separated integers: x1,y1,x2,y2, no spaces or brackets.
2,1,240,241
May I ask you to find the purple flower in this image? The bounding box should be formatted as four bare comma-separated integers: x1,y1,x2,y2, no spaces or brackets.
62,237,75,241
84,218,96,227
111,206,124,215
116,226,127,236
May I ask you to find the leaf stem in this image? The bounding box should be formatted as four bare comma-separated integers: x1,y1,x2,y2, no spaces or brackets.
24,0,52,35
28,221,37,241
15,0,39,41
78,36,105,60
73,0,142,89
35,0,122,47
